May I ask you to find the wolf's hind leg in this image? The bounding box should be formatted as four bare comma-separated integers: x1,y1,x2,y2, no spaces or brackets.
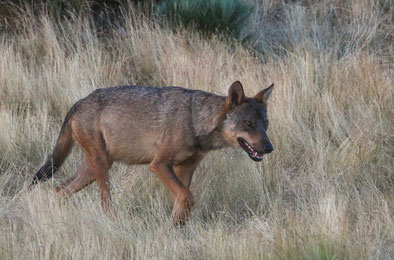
54,174,78,192
81,146,113,215
54,158,96,197
71,122,114,215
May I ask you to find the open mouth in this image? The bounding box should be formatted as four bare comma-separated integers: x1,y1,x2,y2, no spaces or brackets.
237,138,265,162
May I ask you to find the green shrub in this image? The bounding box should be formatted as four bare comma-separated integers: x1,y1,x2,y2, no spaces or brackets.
155,0,254,39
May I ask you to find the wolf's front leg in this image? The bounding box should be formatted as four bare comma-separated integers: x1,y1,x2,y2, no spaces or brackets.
172,191,194,226
171,153,205,225
149,159,194,225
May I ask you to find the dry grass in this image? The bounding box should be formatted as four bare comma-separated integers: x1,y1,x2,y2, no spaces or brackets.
0,1,393,259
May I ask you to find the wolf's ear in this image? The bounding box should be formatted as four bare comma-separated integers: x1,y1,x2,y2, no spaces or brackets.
254,83,274,105
226,81,245,109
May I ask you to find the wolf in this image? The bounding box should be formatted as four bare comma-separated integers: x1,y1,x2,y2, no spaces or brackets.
31,81,274,225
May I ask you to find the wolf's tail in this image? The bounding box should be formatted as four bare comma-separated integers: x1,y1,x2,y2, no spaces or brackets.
31,109,75,186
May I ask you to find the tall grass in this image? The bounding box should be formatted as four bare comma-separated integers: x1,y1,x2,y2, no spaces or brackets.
0,1,393,259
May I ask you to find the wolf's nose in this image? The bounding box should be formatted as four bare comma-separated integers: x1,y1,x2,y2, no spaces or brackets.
264,146,274,153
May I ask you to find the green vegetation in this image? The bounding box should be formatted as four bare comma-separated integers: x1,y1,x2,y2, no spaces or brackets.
155,0,254,39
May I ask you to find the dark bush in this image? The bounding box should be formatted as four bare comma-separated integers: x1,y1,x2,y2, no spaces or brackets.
155,0,254,39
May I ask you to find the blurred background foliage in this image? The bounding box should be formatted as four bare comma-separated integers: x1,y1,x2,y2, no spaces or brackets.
155,0,254,39
1,0,391,56
2,0,255,40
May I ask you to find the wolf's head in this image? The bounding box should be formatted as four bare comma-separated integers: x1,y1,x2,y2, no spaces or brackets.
223,81,274,162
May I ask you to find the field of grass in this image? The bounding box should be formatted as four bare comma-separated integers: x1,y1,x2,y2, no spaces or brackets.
0,0,393,259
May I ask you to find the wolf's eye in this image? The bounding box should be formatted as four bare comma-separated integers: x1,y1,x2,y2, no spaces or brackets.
244,120,251,126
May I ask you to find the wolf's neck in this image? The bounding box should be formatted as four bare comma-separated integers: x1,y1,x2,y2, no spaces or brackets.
197,126,229,151
191,94,229,151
